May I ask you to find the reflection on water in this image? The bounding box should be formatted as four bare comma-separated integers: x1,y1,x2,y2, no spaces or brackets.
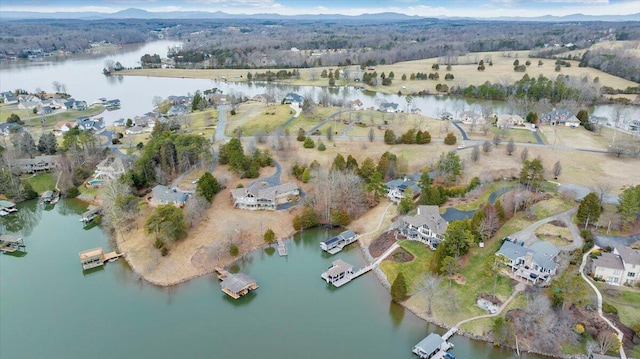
1,200,41,236
389,300,406,328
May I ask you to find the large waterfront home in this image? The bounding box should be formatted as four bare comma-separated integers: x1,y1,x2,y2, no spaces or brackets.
496,240,559,284
399,205,448,249
230,182,299,210
148,185,188,207
591,246,640,286
94,157,126,180
13,155,59,174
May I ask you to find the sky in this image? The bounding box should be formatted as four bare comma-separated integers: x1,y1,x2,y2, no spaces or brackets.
1,0,639,18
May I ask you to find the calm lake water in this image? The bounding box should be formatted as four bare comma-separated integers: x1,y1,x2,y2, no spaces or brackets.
0,200,540,359
1,39,619,358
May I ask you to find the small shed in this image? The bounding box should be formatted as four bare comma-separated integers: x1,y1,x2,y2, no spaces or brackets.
412,333,444,358
220,273,259,299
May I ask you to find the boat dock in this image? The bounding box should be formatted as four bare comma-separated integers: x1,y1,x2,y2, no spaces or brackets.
277,239,287,256
320,259,374,288
80,205,101,223
214,267,259,299
79,247,123,270
0,235,25,253
412,328,457,359
320,230,358,255
0,200,18,216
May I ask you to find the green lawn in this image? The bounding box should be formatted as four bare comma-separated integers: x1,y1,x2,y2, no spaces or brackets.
25,173,56,194
380,241,434,293
532,194,575,218
284,106,339,132
596,283,640,328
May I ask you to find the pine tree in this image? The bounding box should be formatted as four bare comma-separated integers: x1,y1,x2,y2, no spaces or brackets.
577,192,601,225
391,272,408,302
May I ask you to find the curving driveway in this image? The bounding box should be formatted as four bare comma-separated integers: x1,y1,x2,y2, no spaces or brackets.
509,206,583,251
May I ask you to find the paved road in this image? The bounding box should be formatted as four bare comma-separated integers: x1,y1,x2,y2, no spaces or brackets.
509,206,584,251
248,161,282,188
451,121,470,141
214,104,229,142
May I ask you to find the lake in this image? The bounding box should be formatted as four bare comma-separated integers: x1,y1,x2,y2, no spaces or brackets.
0,199,539,359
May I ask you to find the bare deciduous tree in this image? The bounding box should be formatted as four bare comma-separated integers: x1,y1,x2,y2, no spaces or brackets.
418,274,442,316
493,134,502,147
471,146,480,162
597,331,619,355
506,138,515,156
552,161,562,179
482,140,492,153
520,147,529,163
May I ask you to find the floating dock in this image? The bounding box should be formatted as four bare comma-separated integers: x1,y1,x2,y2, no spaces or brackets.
320,229,358,254
277,239,287,256
79,247,123,270
0,235,25,253
80,205,101,223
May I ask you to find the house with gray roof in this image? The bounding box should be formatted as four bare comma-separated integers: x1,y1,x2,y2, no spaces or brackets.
0,122,23,136
13,155,59,174
149,185,188,207
540,109,579,126
496,240,559,284
94,157,126,180
283,93,303,107
167,104,189,116
400,205,448,249
412,333,445,358
592,246,640,286
230,182,299,210
386,175,421,203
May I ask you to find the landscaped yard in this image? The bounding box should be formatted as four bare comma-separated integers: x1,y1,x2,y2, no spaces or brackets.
25,173,56,194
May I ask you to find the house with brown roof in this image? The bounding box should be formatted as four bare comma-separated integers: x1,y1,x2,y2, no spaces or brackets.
230,182,299,210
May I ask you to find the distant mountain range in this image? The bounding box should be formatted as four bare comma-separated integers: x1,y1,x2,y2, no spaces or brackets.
1,8,638,22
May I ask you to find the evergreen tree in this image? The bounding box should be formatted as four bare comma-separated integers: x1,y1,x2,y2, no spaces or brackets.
577,192,601,225
196,172,220,203
618,185,640,229
332,154,347,171
384,129,396,144
367,172,387,201
398,187,416,215
263,228,275,243
391,272,408,302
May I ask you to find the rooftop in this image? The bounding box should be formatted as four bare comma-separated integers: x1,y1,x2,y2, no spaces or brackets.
326,259,353,277
616,246,640,266
593,252,625,271
221,273,257,293
413,333,444,354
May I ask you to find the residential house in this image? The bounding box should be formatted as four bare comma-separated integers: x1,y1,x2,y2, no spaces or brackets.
440,112,453,121
496,240,559,284
2,96,19,105
167,95,192,105
540,109,579,126
252,93,275,104
113,118,126,127
283,93,304,107
125,126,148,135
76,117,105,133
94,157,126,180
53,121,76,136
386,175,421,203
379,102,399,113
350,99,364,110
105,99,121,110
18,100,40,110
495,114,525,128
459,111,486,126
167,104,189,116
148,185,188,207
0,122,23,136
230,182,299,210
591,246,640,286
399,205,448,249
13,155,59,174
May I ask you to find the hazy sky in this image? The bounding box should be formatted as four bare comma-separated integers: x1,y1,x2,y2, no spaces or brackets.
2,0,639,18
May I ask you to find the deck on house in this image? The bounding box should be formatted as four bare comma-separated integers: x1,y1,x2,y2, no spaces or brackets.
277,239,287,256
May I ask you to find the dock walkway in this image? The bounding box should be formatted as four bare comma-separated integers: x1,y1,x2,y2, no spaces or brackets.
277,239,287,256
322,240,399,288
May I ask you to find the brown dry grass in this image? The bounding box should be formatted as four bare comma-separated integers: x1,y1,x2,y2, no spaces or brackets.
119,47,639,95
116,164,298,286
535,223,574,246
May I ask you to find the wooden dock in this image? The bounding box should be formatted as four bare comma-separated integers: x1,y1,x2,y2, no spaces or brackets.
277,239,287,256
0,235,25,253
80,205,101,223
320,241,399,288
214,267,231,280
79,247,123,270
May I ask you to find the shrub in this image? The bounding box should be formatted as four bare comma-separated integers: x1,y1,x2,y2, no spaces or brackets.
263,228,275,243
303,137,315,148
66,186,80,198
229,244,239,256
444,132,457,145
330,209,351,226
317,141,326,151
602,302,618,315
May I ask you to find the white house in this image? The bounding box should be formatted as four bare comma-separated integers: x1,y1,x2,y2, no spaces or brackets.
592,246,640,286
230,182,299,210
459,111,486,126
400,205,448,249
386,175,421,203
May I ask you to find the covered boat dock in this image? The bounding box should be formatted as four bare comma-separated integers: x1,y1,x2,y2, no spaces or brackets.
0,235,25,253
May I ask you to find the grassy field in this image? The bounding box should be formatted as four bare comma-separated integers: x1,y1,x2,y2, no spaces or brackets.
380,241,434,294
226,102,293,136
532,195,575,218
0,104,105,131
283,106,338,132
535,223,574,246
120,47,639,95
25,173,56,194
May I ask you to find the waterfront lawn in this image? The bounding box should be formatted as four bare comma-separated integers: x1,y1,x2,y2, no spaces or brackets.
380,240,434,294
25,173,56,194
0,104,32,122
595,283,640,328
